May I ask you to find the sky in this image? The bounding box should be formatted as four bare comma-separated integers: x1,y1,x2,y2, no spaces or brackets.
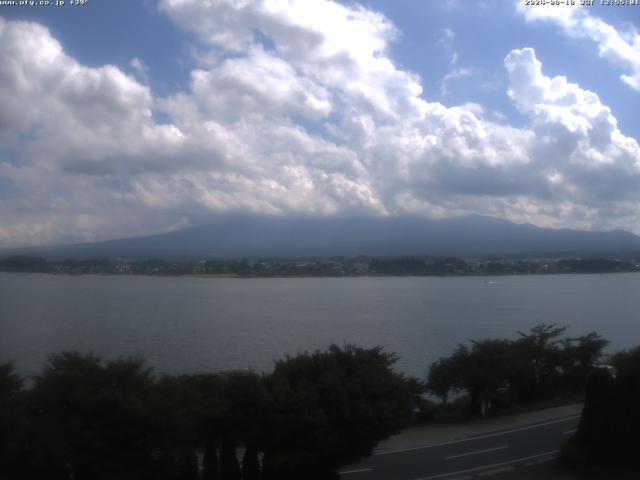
0,0,639,247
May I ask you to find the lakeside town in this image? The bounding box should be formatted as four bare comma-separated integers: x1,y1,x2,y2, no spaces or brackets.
1,255,639,277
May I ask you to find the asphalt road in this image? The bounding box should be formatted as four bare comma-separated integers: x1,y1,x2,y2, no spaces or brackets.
339,414,580,480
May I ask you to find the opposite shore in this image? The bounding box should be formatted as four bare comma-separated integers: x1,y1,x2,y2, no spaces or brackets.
1,254,640,277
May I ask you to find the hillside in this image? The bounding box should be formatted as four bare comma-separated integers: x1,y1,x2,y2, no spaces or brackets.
4,215,640,260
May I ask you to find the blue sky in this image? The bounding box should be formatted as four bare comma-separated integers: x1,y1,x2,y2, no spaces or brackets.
0,0,639,246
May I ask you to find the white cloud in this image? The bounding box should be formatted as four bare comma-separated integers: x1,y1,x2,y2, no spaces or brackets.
129,57,149,83
180,45,333,122
517,2,640,91
440,67,473,96
439,27,459,65
505,47,640,206
1,1,640,247
0,18,185,169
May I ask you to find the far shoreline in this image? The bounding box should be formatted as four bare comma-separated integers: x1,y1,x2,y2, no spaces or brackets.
2,269,640,280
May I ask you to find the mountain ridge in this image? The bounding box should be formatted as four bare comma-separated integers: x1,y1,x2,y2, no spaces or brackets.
2,215,640,260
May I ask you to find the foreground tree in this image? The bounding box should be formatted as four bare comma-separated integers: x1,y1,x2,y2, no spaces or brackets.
0,363,26,478
147,375,202,480
262,344,417,479
562,346,640,472
25,352,157,480
427,340,516,415
560,332,609,389
242,445,261,480
513,324,568,399
427,324,609,416
202,438,220,480
2,346,420,479
189,370,269,480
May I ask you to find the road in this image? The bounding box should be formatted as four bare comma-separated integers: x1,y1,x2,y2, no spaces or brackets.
339,414,580,480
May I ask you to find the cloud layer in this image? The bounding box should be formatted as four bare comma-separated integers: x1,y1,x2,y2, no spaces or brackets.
517,2,640,92
0,0,639,247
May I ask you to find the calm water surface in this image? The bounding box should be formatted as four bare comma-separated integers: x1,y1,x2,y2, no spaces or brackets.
1,272,639,378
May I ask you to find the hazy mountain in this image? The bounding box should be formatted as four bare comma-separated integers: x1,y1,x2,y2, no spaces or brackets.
4,215,640,260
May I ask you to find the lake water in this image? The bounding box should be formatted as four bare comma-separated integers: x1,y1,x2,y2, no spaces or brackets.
1,272,639,379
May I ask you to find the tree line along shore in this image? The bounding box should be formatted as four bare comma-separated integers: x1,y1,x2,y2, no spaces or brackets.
1,254,640,277
1,324,639,479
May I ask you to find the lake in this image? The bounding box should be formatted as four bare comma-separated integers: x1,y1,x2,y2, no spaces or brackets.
1,272,639,378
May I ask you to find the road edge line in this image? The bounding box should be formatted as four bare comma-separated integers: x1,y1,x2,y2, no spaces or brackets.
409,450,559,480
375,415,579,456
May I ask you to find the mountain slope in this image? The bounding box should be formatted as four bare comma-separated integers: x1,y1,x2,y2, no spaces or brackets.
4,215,640,260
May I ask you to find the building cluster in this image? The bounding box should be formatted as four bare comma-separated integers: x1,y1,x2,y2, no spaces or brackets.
1,255,639,277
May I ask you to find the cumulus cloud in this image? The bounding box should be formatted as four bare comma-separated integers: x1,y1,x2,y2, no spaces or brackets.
439,27,458,65
0,18,185,169
0,0,640,247
440,67,473,96
516,3,640,91
157,0,537,216
505,47,640,220
129,57,149,83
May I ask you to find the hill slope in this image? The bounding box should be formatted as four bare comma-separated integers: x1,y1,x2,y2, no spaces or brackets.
5,215,640,260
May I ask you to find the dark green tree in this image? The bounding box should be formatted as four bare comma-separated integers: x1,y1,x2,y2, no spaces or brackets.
560,332,609,389
574,367,618,466
427,356,459,403
427,340,517,415
189,371,268,480
26,352,157,480
242,445,261,480
219,434,241,480
513,324,568,399
0,363,26,478
426,325,605,416
202,438,220,480
262,344,416,478
608,347,640,467
559,346,640,472
147,375,202,480
464,339,517,414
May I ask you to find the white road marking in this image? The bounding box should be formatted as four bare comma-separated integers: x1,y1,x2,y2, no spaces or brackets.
375,415,579,456
339,468,373,475
477,466,514,477
445,445,508,460
562,429,577,435
409,450,559,480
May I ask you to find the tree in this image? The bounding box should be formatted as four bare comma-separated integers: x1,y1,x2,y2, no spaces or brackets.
0,362,22,397
215,373,267,479
561,347,640,471
427,340,517,415
564,348,640,470
560,332,609,389
513,324,568,399
219,434,241,480
427,356,459,403
0,255,49,272
464,340,517,414
0,363,26,478
242,445,261,480
574,367,618,466
188,370,269,480
571,332,609,369
202,438,220,480
608,347,640,467
426,325,605,415
262,344,416,478
426,344,474,404
26,352,157,480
